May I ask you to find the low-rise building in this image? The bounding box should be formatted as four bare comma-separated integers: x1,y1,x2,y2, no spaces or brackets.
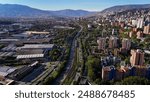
8,61,39,81
0,66,17,77
16,54,44,60
25,31,50,35
0,52,15,57
0,76,15,85
1,44,16,52
17,44,54,50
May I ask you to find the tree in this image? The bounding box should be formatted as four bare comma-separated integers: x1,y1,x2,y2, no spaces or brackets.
0,44,4,49
125,57,130,64
115,76,150,85
86,55,101,81
49,48,61,61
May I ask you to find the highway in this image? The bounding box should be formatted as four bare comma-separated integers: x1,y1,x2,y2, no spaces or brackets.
28,24,83,85
53,23,83,85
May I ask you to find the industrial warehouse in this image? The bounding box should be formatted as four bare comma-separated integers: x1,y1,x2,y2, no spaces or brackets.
0,22,58,85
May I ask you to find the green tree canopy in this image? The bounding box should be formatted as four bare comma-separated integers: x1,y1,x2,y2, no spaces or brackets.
115,76,150,85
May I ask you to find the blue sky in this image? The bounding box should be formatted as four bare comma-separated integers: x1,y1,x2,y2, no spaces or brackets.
0,0,150,11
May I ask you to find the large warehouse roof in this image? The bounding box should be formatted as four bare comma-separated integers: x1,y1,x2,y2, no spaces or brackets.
17,54,44,59
0,52,15,57
0,66,16,77
18,44,54,49
0,39,19,42
25,31,50,35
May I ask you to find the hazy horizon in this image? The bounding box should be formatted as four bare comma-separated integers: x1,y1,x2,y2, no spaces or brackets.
0,0,150,11
1,3,150,12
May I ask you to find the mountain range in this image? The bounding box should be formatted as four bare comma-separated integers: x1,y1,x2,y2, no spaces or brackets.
0,4,150,18
0,4,94,18
99,4,150,15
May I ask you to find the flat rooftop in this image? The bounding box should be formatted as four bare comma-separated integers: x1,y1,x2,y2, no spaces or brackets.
0,52,15,57
0,66,16,77
25,31,50,35
17,49,44,55
1,44,16,51
18,44,54,49
17,54,44,59
0,39,19,42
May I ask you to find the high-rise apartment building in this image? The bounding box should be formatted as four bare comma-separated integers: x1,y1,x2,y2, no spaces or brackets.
137,31,143,39
102,66,116,81
143,25,150,34
97,37,106,50
137,18,144,28
122,38,131,50
109,36,118,49
112,29,115,35
132,20,137,27
130,49,145,66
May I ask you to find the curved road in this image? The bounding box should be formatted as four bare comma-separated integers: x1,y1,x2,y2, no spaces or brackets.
53,23,83,85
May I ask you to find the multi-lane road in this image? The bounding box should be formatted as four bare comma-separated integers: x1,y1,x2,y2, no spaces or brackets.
53,24,83,85
28,23,83,85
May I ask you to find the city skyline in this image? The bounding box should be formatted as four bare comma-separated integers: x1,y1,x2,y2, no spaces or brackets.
0,0,150,11
0,0,150,85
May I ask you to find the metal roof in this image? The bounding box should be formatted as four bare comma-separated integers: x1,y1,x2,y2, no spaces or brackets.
18,44,54,49
17,54,44,59
0,39,19,42
2,44,16,51
0,52,14,57
0,66,16,77
0,72,8,77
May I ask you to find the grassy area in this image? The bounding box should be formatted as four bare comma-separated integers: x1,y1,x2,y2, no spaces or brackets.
43,61,67,85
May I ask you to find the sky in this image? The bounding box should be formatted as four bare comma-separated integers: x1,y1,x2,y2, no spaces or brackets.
0,0,150,11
